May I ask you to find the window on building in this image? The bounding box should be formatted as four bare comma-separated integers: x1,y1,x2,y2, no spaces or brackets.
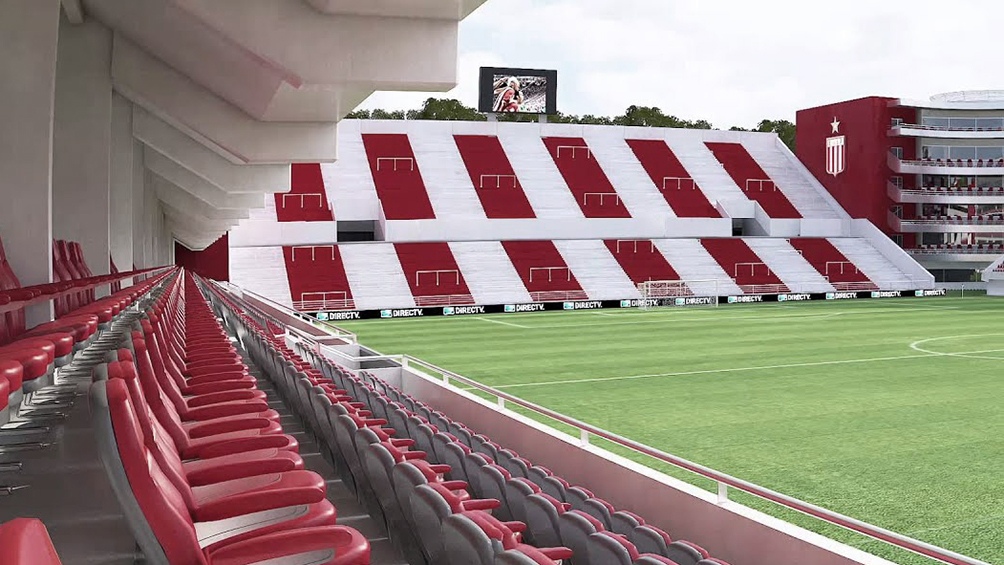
949,117,977,131
891,117,904,127
920,145,946,160
891,176,903,189
892,234,905,247
891,205,903,219
923,117,951,129
950,146,977,160
976,117,1004,131
976,146,1003,160
891,147,904,159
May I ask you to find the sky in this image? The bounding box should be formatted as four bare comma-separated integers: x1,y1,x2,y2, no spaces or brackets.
359,0,1004,129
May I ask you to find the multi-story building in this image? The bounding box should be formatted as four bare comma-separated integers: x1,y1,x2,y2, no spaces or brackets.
797,91,1004,282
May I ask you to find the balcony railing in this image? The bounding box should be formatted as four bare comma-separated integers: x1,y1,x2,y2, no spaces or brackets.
909,215,1004,226
901,157,1004,168
897,122,1004,132
909,244,1004,255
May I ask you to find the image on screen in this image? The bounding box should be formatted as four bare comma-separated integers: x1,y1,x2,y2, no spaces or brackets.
491,74,548,114
479,67,557,115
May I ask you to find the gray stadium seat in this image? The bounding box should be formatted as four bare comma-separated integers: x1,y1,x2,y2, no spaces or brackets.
523,493,567,548
628,524,672,556
558,509,604,565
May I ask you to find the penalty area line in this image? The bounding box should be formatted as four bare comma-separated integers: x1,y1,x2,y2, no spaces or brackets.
473,317,530,329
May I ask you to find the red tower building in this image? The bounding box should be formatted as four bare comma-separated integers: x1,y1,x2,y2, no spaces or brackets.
797,92,1004,282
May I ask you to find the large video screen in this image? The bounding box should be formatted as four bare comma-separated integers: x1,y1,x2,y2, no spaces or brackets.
478,67,558,115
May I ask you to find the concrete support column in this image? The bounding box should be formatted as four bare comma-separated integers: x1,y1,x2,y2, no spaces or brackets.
132,141,147,270
0,0,61,326
110,93,134,286
51,13,112,294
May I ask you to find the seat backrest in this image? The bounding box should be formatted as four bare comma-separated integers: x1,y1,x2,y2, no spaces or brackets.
524,493,566,548
540,475,568,502
558,510,603,565
628,525,672,556
504,477,540,525
610,511,645,536
0,518,62,565
90,379,205,565
442,513,498,565
409,483,454,563
578,497,614,529
442,439,471,482
664,541,709,565
586,531,638,565
475,464,513,521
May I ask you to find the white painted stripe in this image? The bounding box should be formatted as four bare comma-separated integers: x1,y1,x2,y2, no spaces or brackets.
474,317,530,329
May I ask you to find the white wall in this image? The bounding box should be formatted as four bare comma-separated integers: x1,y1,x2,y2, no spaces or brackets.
0,0,61,325
52,13,112,277
110,93,134,283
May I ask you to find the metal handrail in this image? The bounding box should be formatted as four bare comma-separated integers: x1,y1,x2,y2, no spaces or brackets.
215,279,988,565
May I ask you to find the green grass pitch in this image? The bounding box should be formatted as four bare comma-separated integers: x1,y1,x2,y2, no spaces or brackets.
333,295,1004,565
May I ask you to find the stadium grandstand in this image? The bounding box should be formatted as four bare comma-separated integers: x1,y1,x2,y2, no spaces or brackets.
0,2,1001,565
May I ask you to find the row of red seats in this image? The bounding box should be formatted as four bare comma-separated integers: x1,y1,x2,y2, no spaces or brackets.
90,272,371,564
0,267,171,434
0,236,163,345
205,278,730,565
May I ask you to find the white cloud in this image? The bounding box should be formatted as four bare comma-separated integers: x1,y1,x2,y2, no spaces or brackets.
360,0,1004,128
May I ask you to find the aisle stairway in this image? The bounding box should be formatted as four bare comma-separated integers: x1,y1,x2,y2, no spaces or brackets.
585,133,675,218
553,239,640,300
410,127,486,219
827,239,916,289
744,238,833,294
498,131,582,218
229,246,294,308
450,241,534,304
339,243,416,310
653,239,743,296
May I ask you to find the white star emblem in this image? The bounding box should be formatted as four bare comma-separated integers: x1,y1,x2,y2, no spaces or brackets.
831,118,841,134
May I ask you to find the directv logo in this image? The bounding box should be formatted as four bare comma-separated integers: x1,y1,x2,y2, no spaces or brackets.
504,304,515,313
727,296,737,304
316,312,329,321
675,298,686,306
563,302,575,310
620,300,631,308
915,290,924,297
825,293,835,300
443,307,455,316
380,309,393,318
778,295,788,302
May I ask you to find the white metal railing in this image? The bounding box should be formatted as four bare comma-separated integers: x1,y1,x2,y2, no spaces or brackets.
614,239,655,254
415,269,461,287
582,192,621,207
734,262,771,278
414,294,476,307
555,145,591,159
825,261,860,276
528,266,571,283
745,179,776,192
293,291,354,312
290,245,335,262
528,290,589,302
896,157,1004,169
479,174,518,189
909,246,1004,256
896,122,1004,133
281,193,328,210
375,157,415,172
661,177,697,191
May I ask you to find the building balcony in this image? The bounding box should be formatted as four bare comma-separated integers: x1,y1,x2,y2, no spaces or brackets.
890,212,1004,233
909,244,1004,269
887,182,1004,204
888,153,1004,175
890,123,1004,139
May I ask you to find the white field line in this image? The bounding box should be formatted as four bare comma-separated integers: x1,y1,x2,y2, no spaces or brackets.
909,334,1004,361
492,346,1004,390
473,317,530,329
